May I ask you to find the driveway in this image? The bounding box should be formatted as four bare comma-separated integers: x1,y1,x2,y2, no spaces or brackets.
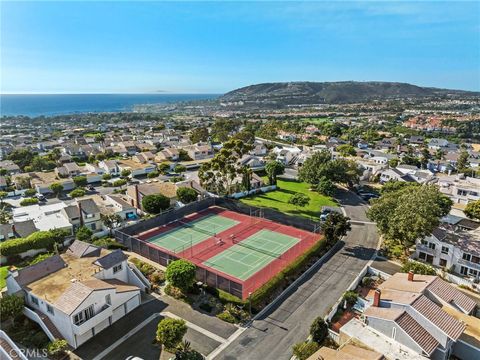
213,189,379,360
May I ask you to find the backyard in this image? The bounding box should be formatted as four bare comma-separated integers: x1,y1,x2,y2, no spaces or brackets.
241,179,336,220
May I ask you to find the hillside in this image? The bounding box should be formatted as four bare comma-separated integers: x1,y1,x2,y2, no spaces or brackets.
219,81,478,108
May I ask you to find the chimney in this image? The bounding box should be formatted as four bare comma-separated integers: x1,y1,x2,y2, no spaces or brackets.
78,201,84,226
135,184,140,209
408,271,414,282
373,289,381,307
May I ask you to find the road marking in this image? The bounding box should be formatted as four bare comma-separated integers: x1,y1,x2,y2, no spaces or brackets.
92,313,160,360
160,311,228,344
207,326,248,360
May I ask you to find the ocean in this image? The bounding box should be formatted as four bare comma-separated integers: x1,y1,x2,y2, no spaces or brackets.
0,93,219,117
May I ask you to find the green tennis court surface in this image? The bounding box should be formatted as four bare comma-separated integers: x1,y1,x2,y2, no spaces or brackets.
145,214,239,253
202,229,300,280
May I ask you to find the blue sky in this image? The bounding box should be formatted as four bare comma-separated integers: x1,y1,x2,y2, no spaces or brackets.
1,1,479,93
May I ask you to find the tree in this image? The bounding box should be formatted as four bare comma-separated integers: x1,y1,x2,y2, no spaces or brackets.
174,164,187,173
0,294,24,324
102,173,112,181
401,260,436,275
158,162,171,174
288,193,310,210
464,200,480,220
456,150,470,172
165,259,196,292
265,161,285,186
380,180,419,195
7,148,34,170
190,127,209,143
0,191,7,205
240,166,252,191
76,226,93,242
69,188,86,198
101,213,123,235
120,169,131,178
343,290,359,306
178,149,192,161
20,198,39,206
156,318,188,351
50,182,64,197
142,194,170,214
176,187,198,204
47,340,69,357
147,171,160,179
175,341,204,360
292,341,320,360
336,144,357,157
368,185,452,255
73,175,88,187
198,139,253,195
298,151,332,184
94,133,105,143
24,188,37,197
321,212,351,246
310,317,328,344
388,158,399,168
211,118,236,142
316,177,336,197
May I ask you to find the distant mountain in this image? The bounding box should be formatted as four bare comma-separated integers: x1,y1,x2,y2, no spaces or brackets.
219,81,478,108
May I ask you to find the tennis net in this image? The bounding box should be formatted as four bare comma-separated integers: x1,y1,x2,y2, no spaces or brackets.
232,238,281,258
178,220,216,236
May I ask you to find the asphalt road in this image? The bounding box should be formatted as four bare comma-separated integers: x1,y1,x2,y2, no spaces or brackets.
214,189,378,360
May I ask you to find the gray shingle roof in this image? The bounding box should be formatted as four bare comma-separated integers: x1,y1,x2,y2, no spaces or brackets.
67,240,101,258
78,198,100,215
94,249,127,269
15,255,66,286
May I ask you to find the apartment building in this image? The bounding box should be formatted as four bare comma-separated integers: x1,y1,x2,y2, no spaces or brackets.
437,176,480,205
6,241,150,348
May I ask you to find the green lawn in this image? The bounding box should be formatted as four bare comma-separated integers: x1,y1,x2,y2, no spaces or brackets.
241,179,336,220
0,266,9,289
300,117,332,124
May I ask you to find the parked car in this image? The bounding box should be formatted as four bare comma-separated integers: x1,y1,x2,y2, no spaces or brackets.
87,185,95,191
358,192,379,201
35,193,46,202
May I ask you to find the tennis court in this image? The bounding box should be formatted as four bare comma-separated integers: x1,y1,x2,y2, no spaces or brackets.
202,229,300,280
144,214,239,253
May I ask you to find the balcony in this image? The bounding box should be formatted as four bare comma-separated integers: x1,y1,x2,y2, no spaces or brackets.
458,258,480,271
72,303,112,335
416,244,437,255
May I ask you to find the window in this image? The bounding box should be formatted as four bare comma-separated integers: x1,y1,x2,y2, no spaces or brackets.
439,259,447,267
460,266,468,276
419,252,427,260
73,305,95,325
113,264,122,273
469,268,479,277
47,304,54,315
428,243,436,250
471,255,480,264
463,253,471,262
90,223,96,230
441,246,449,254
421,240,428,246
31,296,39,306
105,294,111,305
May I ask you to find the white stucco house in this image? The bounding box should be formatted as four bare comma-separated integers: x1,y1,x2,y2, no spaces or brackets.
6,241,150,348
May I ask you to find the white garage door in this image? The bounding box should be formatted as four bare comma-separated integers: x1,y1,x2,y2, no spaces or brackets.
112,305,126,323
94,318,110,334
125,295,140,313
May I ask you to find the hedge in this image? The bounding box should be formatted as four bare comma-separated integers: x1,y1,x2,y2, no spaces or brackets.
20,198,39,206
0,231,59,257
250,239,328,308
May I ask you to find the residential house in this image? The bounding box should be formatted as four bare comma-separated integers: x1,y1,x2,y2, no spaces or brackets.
0,220,39,241
428,138,450,150
28,172,75,194
6,241,149,348
118,159,156,177
155,147,180,162
438,176,480,205
132,151,155,164
98,160,120,176
240,155,266,171
56,162,82,177
126,182,179,210
414,226,480,280
250,141,268,156
0,160,21,175
379,168,416,184
183,144,214,161
13,202,73,235
62,198,102,233
361,272,478,360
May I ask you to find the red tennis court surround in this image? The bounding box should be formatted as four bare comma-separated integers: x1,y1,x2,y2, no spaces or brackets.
132,206,321,299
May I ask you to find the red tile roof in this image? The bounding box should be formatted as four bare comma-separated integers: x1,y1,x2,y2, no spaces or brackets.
396,312,439,355
411,295,465,340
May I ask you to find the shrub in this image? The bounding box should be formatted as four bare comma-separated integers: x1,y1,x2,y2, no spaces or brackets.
73,175,87,187
164,284,186,300
362,276,374,287
69,188,86,198
20,197,39,206
142,193,170,214
0,230,60,257
147,171,160,179
112,179,127,187
402,260,436,275
92,238,127,250
29,252,54,266
176,187,198,204
130,257,157,276
0,294,24,321
76,226,93,242
166,259,196,292
149,272,165,285
24,188,37,197
310,317,328,344
217,311,236,323
102,173,112,180
292,341,320,360
156,318,187,351
342,290,358,306
47,339,69,357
